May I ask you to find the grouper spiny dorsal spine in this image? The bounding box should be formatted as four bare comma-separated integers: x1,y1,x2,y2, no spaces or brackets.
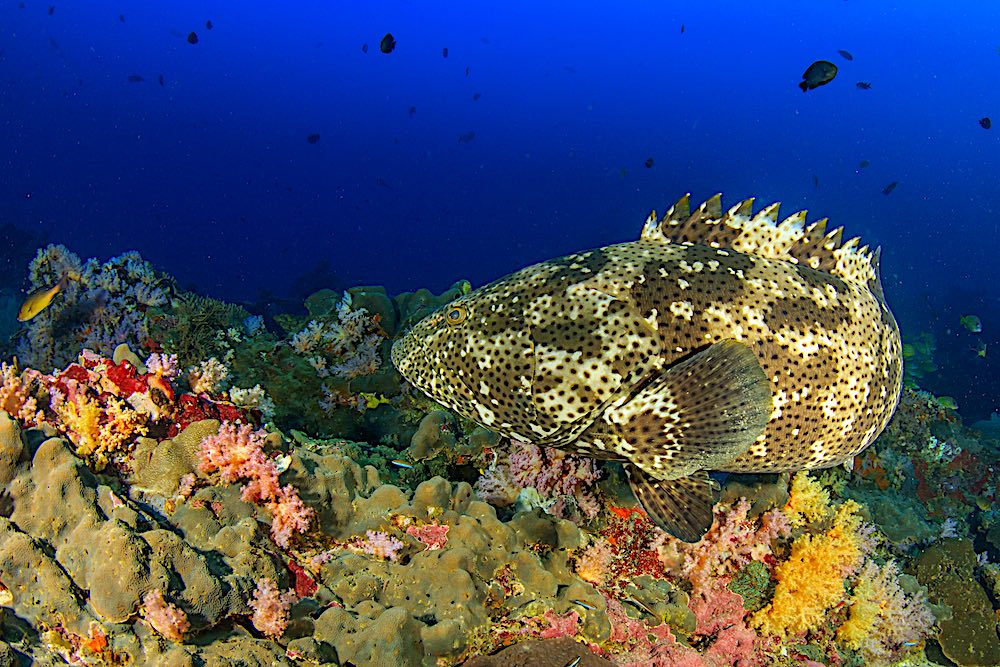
391,194,903,541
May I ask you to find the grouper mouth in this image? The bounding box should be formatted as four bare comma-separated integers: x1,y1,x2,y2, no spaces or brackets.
389,193,902,543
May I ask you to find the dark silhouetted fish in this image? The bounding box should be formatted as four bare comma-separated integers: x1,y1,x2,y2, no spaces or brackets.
472,92,481,101
882,181,898,195
681,24,685,33
442,47,448,58
158,73,165,86
644,157,654,168
813,174,820,189
380,33,396,54
187,32,199,44
127,74,144,83
837,49,854,61
980,117,992,129
858,160,870,169
458,130,476,144
119,14,125,23
306,134,321,144
205,19,213,30
856,81,872,90
48,5,54,15
376,176,392,190
465,66,470,77
362,43,368,54
799,60,837,91
409,106,417,117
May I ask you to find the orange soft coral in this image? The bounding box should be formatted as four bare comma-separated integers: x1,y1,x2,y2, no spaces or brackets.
753,500,867,639
783,471,832,527
0,362,44,426
53,392,147,469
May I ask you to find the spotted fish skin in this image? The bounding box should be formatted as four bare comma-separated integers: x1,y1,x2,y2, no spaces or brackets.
392,194,902,540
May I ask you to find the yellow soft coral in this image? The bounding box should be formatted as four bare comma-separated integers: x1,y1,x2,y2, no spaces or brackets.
783,471,832,527
54,393,147,469
753,500,866,639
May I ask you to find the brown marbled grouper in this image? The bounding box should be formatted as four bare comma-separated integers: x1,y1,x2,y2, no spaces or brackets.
392,194,902,541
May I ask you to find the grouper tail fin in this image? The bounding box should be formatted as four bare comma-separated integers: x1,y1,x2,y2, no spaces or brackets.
605,340,772,541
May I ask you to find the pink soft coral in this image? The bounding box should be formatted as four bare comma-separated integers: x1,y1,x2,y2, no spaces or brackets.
406,522,449,550
355,530,405,561
504,439,603,520
142,589,190,642
0,362,43,426
199,422,312,547
249,578,296,639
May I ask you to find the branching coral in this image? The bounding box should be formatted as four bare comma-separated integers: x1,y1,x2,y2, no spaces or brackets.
198,423,313,547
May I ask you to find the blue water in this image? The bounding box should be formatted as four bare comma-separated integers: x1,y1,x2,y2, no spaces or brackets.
1,1,998,419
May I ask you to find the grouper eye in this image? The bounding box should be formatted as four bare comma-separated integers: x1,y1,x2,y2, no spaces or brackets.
445,305,467,326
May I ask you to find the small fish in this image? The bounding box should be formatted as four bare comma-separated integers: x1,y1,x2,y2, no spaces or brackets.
187,31,199,45
626,597,657,617
680,23,685,33
644,157,654,169
858,160,870,169
205,19,213,30
980,117,992,130
380,32,396,54
856,81,872,90
881,181,898,195
119,14,125,23
837,49,854,61
934,396,958,411
799,60,838,92
465,66,470,77
127,74,144,83
472,92,481,101
564,658,581,667
812,174,820,189
48,5,54,15
571,599,596,610
408,106,417,117
458,130,476,144
442,47,448,58
362,43,369,54
158,73,165,86
306,133,321,144
18,274,71,322
960,315,982,333
390,459,413,469
973,341,987,358
376,176,393,190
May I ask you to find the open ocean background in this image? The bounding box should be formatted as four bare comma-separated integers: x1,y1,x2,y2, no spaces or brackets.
1,1,997,421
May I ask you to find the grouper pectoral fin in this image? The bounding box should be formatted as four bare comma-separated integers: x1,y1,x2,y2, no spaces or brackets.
626,465,718,542
591,339,772,541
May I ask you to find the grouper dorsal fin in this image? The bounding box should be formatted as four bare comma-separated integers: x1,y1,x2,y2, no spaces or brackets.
639,193,886,297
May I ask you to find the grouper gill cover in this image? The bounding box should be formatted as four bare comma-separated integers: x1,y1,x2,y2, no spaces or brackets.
392,193,903,541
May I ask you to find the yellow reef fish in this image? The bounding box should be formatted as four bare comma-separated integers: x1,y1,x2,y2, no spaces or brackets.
17,274,71,322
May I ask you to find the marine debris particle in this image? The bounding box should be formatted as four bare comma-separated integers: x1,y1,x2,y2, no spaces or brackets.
380,32,396,54
306,133,321,144
856,81,872,89
837,49,854,61
882,181,898,195
392,193,903,542
644,157,654,168
442,46,449,58
458,130,476,143
187,31,199,44
799,60,838,91
980,116,992,129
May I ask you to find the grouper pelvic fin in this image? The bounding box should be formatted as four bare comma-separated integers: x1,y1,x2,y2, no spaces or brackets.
626,465,718,543
606,340,773,541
